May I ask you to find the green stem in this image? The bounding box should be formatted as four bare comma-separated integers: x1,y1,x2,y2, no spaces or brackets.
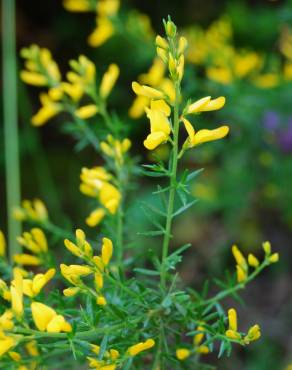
202,261,269,307
160,81,180,290
2,0,21,261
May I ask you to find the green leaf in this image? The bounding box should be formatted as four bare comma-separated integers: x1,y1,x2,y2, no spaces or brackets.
137,230,165,236
134,268,160,276
186,168,204,182
173,199,198,217
98,334,108,360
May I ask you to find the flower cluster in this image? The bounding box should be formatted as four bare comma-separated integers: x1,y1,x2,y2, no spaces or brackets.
63,0,120,47
13,199,48,223
20,47,119,126
225,308,261,344
131,26,229,152
232,241,279,283
62,229,113,305
185,16,291,88
80,167,121,227
88,338,155,369
14,228,49,267
176,325,209,361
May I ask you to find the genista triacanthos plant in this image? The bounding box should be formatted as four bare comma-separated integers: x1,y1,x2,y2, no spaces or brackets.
0,15,279,370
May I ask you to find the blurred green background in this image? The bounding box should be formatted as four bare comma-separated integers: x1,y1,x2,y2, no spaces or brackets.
1,0,292,369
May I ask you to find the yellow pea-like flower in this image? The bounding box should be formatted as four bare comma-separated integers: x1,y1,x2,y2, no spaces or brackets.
31,302,56,331
101,238,113,266
176,348,190,360
132,82,165,100
127,338,155,356
13,254,41,266
0,310,14,331
155,35,168,49
86,208,106,227
10,268,23,318
100,64,120,99
75,104,99,119
236,264,247,283
232,245,247,270
88,17,114,47
32,92,62,126
225,329,242,340
96,295,107,306
60,264,92,284
31,268,56,296
0,230,6,257
144,105,171,150
0,335,15,357
187,96,225,114
31,302,71,333
20,71,48,86
227,308,237,332
182,117,229,148
194,325,205,346
244,324,261,344
269,253,279,263
248,253,260,268
63,287,80,297
99,183,121,214
196,345,209,354
262,241,271,255
64,239,82,257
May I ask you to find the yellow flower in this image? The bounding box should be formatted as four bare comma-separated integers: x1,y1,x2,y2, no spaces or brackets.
182,118,229,149
225,329,242,340
227,308,237,332
100,64,120,99
22,268,56,297
101,238,113,266
144,101,171,150
206,67,233,85
15,228,48,267
0,279,11,301
75,104,98,119
253,73,279,89
67,55,96,93
248,253,259,268
88,17,115,47
232,245,247,270
14,199,48,222
97,0,120,17
80,167,121,219
96,295,107,306
176,348,190,360
60,264,92,285
244,324,261,344
100,135,131,165
63,287,80,297
269,253,279,264
20,45,61,86
86,208,106,227
0,335,15,357
31,302,71,333
0,230,6,257
132,82,165,100
13,254,41,266
20,71,48,86
186,96,226,114
63,0,94,12
25,340,39,356
0,310,14,331
127,338,155,356
262,241,271,255
10,268,23,318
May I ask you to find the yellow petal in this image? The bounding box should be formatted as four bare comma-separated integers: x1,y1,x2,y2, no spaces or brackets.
201,96,225,111
176,348,190,360
228,308,237,332
150,100,171,116
86,208,106,227
187,96,211,114
75,105,98,119
144,132,168,150
127,338,155,356
31,302,56,331
100,64,119,99
192,126,229,146
101,237,113,266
